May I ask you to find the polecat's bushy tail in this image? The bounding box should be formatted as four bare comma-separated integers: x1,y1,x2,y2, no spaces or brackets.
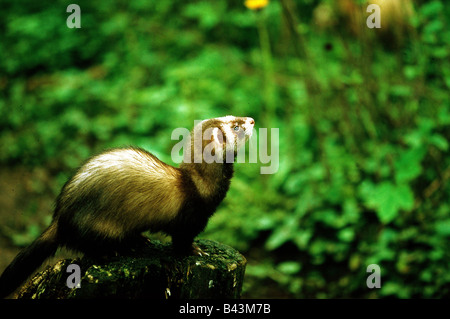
0,223,59,298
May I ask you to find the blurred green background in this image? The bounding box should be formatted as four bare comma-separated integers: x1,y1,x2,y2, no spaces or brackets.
0,0,449,298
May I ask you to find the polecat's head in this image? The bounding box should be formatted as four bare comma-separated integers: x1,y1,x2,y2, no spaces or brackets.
187,116,255,164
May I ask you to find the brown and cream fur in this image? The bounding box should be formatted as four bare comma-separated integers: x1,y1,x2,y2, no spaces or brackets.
0,115,255,298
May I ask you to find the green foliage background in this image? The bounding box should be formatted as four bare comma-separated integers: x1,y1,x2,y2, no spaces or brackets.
0,0,449,298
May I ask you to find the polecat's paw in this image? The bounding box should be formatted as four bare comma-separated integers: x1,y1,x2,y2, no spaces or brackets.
192,243,209,257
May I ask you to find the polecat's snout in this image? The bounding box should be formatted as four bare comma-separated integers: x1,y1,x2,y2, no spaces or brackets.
244,117,255,136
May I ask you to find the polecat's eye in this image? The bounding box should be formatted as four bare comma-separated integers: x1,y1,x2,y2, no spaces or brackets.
233,125,240,132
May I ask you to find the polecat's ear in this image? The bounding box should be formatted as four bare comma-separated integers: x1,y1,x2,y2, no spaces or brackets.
212,127,224,145
202,127,225,161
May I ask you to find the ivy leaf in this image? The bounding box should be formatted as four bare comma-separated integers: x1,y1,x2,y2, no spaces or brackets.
360,181,415,224
265,215,298,251
394,147,427,183
277,261,302,275
429,134,449,151
265,226,291,251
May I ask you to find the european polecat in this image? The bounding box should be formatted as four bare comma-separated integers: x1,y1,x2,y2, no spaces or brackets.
0,115,255,298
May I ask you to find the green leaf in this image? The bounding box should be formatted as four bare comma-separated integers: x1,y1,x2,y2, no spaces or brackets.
390,85,412,97
420,0,443,17
360,181,415,224
429,134,449,151
338,228,355,242
265,212,302,251
293,230,313,250
435,220,450,237
11,224,42,247
265,223,294,250
277,261,302,275
394,147,427,183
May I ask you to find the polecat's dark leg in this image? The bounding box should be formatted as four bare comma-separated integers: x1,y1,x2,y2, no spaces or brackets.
171,233,194,255
129,234,152,249
172,234,209,256
170,211,210,256
118,234,152,255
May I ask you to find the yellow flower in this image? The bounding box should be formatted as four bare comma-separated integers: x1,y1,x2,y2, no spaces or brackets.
244,0,269,10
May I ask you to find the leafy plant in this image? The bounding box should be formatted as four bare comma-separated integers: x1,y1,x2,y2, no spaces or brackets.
0,0,448,298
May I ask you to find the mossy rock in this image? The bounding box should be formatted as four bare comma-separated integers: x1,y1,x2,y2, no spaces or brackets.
17,239,246,299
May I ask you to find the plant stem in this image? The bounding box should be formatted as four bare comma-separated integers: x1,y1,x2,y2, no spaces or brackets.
256,10,276,126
